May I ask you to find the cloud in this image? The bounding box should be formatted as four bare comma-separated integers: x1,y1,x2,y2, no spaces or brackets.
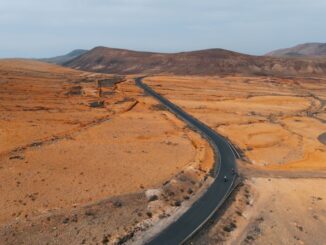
0,0,325,57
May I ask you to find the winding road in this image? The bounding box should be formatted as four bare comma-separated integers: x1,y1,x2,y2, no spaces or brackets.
135,78,238,245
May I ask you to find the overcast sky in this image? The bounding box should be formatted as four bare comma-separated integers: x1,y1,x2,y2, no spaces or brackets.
0,0,325,58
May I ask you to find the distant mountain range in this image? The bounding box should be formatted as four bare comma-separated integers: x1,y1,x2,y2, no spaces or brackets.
39,43,326,76
266,43,326,57
40,49,88,64
62,46,326,76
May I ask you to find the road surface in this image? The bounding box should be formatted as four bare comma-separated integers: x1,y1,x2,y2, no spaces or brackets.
135,78,238,245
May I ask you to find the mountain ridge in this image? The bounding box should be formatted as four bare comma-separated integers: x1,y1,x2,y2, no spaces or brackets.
40,49,88,65
266,43,326,57
64,46,326,76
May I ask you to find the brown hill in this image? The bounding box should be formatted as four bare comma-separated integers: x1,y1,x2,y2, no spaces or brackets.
40,49,88,64
64,46,326,76
266,43,326,57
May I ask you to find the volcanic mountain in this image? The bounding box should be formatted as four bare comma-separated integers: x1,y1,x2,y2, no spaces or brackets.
64,46,326,76
41,49,88,65
266,43,326,57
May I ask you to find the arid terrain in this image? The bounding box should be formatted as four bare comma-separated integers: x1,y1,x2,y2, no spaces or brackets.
0,58,325,245
143,75,326,244
144,76,326,171
2,0,326,242
266,42,326,57
0,60,214,244
65,46,326,76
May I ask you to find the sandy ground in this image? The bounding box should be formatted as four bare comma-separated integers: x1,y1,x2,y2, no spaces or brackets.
238,178,326,245
144,76,326,172
0,60,214,244
144,75,326,245
188,178,326,245
2,62,325,244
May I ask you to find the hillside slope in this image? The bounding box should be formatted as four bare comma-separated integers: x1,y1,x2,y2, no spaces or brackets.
266,43,326,57
64,46,326,76
40,49,88,64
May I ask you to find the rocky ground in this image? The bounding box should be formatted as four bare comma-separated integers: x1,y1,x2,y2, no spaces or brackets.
1,60,325,244
187,178,326,245
145,76,326,171
145,75,326,244
0,60,214,244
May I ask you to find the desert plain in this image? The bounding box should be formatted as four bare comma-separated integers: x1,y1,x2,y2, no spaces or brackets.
0,60,325,244
0,60,214,244
144,75,326,244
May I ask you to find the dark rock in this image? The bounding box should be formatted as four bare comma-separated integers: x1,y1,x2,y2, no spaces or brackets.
223,222,237,232
62,217,69,224
89,101,105,108
30,142,43,147
146,212,152,218
9,155,24,160
174,200,182,207
113,200,122,208
102,234,110,245
148,195,158,202
246,235,254,241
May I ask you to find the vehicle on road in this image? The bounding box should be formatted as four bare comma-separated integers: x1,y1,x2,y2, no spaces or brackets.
136,77,237,245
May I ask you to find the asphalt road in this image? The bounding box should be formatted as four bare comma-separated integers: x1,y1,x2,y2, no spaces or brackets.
135,78,238,245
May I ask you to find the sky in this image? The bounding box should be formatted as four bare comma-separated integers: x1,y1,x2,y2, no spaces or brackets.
0,0,325,58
